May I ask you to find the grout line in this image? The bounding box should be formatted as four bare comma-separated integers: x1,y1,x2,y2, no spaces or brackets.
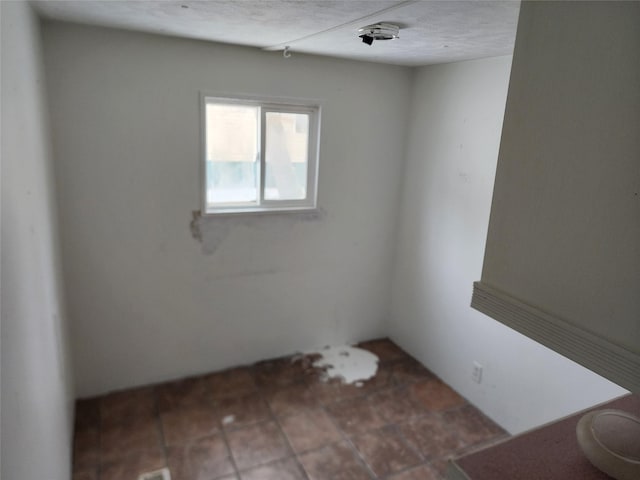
218,427,242,480
275,430,311,479
97,399,104,479
218,379,301,479
319,401,378,480
152,386,170,471
388,422,427,463
370,424,428,480
261,390,310,480
212,387,242,479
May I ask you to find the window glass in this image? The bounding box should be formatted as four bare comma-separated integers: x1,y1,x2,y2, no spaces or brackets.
205,104,259,206
264,112,309,200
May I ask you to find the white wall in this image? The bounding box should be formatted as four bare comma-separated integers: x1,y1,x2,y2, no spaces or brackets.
389,56,626,434
478,1,640,391
42,22,412,397
1,2,75,479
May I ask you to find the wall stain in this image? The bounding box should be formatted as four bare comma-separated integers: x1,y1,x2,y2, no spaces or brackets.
189,210,203,242
190,208,325,255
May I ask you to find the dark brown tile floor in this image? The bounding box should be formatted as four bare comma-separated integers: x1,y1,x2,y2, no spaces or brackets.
73,338,508,480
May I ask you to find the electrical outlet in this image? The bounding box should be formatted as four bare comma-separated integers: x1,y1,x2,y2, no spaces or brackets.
472,361,483,384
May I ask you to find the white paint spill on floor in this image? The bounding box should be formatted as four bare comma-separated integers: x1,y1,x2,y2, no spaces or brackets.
309,345,379,384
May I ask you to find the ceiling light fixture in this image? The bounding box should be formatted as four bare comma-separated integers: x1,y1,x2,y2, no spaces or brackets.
358,23,400,45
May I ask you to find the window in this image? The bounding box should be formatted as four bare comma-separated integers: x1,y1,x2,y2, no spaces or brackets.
201,95,320,214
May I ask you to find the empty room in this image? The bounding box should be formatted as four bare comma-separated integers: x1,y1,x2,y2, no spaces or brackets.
2,1,638,480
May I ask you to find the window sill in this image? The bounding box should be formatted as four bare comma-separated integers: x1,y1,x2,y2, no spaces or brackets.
202,205,318,217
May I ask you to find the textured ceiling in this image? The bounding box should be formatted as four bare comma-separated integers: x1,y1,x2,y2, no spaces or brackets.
34,0,520,66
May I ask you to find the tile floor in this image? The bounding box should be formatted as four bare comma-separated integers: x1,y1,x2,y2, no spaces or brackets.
73,338,507,480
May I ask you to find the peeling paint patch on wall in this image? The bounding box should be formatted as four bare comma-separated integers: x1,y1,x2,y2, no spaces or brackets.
189,210,203,242
307,345,379,385
189,208,325,255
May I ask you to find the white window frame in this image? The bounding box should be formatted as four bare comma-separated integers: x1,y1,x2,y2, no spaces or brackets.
200,93,321,215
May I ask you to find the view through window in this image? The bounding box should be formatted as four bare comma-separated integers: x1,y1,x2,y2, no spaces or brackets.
203,96,320,214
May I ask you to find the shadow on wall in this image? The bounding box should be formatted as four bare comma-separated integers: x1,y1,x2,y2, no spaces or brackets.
189,209,326,255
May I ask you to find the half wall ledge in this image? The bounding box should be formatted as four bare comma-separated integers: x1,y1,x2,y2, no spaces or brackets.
471,282,639,393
